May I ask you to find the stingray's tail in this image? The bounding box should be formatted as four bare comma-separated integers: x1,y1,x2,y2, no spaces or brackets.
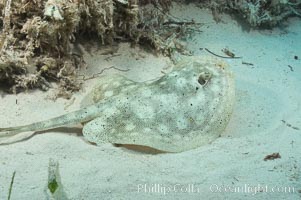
0,105,101,138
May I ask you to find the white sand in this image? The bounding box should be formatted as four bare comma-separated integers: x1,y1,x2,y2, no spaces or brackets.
0,3,300,200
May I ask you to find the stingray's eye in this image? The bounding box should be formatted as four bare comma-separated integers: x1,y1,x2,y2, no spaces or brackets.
198,71,212,86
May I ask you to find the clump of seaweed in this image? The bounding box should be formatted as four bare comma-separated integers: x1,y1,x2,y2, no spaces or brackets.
0,0,82,94
197,0,301,27
227,0,301,27
0,0,195,96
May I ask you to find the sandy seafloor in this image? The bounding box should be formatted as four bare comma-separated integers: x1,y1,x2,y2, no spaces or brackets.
0,3,301,200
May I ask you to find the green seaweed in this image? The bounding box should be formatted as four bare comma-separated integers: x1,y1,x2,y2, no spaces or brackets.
7,171,16,200
48,179,59,194
46,159,69,199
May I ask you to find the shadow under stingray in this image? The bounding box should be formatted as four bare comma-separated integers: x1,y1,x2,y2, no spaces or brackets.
114,144,167,155
44,127,167,154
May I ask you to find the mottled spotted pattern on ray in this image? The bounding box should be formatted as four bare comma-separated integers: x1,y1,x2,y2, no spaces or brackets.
82,56,235,152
